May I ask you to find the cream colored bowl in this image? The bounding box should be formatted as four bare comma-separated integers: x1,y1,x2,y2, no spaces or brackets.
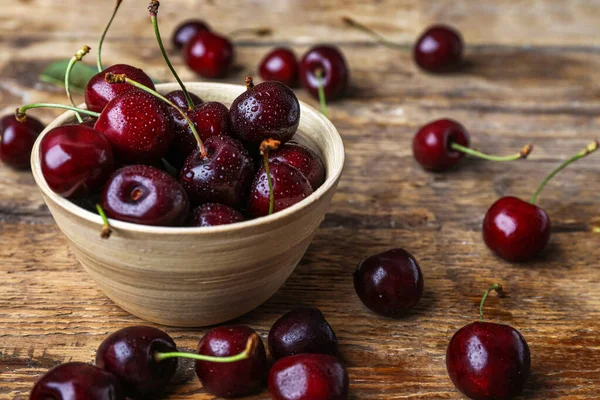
30,82,344,327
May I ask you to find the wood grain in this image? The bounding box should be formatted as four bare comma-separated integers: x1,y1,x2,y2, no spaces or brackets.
1,0,599,398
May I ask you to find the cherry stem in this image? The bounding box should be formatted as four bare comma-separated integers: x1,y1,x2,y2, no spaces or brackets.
105,73,208,159
531,140,599,204
229,27,272,38
245,76,255,90
15,104,100,123
65,45,91,123
154,333,258,363
315,69,328,118
479,283,505,322
450,142,533,162
260,139,281,215
96,204,112,239
149,1,194,110
97,0,123,72
341,16,404,49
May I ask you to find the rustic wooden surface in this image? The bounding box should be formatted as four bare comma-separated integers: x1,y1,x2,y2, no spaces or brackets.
1,0,600,398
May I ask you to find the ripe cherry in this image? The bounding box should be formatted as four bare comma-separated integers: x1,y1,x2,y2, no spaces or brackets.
299,45,349,101
102,165,190,226
268,307,337,359
259,47,299,87
483,141,598,262
446,284,531,400
230,77,300,145
30,362,125,400
268,354,349,400
413,119,532,172
187,203,245,227
0,114,44,169
269,141,325,190
172,19,211,49
40,124,114,198
184,30,234,78
354,248,424,317
195,325,267,398
414,25,464,73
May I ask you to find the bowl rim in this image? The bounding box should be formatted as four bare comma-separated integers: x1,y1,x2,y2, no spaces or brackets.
30,81,345,235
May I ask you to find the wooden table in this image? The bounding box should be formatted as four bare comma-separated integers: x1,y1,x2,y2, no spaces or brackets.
1,1,599,398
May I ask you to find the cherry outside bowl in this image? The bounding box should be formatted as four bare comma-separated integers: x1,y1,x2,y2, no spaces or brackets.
30,82,344,327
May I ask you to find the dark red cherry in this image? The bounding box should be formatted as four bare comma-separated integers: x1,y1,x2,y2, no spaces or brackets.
179,135,254,208
354,248,424,317
165,89,204,111
0,114,44,169
268,354,349,400
299,45,349,101
187,203,245,227
94,90,173,165
172,19,211,49
259,47,299,87
85,64,155,113
483,196,551,262
102,165,190,226
230,77,300,145
413,118,470,171
195,325,267,398
40,125,114,198
414,25,464,73
247,160,313,218
184,30,234,78
268,307,337,359
30,362,125,400
269,142,325,190
95,326,178,399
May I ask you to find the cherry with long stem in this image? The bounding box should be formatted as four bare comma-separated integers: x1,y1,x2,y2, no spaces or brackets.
531,140,599,204
97,0,123,71
341,16,405,49
315,68,328,117
155,333,258,363
479,283,505,322
105,73,208,158
96,203,112,239
65,45,91,123
260,139,280,215
16,104,100,122
451,143,533,162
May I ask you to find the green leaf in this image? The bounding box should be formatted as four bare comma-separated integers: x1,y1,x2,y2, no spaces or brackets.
39,60,99,93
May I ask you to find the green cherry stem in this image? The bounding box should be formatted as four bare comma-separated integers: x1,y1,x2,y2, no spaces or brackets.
105,73,208,158
260,139,281,215
148,0,194,110
315,68,328,118
531,140,599,204
154,333,258,363
96,204,112,239
65,45,91,123
450,143,533,162
341,16,406,50
97,0,123,71
479,283,505,322
15,104,100,122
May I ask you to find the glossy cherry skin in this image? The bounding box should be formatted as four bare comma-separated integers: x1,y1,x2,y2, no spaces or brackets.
268,307,337,359
102,165,190,226
85,64,155,113
187,203,245,227
270,142,325,190
184,30,234,78
446,322,531,400
195,325,267,398
40,125,114,198
483,196,551,262
299,45,349,101
259,48,299,87
413,118,470,172
0,115,44,169
172,19,211,49
268,354,349,400
247,161,313,218
354,248,424,317
95,326,178,399
414,25,464,73
179,135,255,208
230,79,300,145
30,362,125,400
94,90,173,165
